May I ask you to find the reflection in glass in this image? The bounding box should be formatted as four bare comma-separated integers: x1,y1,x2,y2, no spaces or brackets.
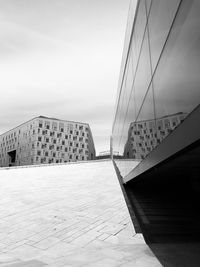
134,29,151,116
112,0,200,179
148,0,180,71
153,0,200,131
124,112,187,160
133,0,147,64
124,87,155,160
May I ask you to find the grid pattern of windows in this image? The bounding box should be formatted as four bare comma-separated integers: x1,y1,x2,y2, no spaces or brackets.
0,116,95,167
124,112,187,159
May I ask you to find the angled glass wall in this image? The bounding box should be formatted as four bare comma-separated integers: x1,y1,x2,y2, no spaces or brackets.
112,0,200,180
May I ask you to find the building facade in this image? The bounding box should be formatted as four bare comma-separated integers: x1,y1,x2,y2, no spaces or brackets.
0,116,95,167
111,0,200,246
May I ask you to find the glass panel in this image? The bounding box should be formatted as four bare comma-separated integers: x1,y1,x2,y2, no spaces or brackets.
122,48,135,110
145,0,152,16
153,0,200,144
115,87,154,177
134,29,151,118
148,0,180,71
130,34,138,76
113,0,149,176
112,0,200,180
133,0,147,64
127,86,155,160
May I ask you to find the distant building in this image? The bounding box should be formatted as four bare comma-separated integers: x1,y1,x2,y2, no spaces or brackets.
0,116,95,167
95,151,120,160
124,113,187,160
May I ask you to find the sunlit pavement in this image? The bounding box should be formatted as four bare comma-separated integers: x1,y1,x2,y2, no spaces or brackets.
0,161,161,266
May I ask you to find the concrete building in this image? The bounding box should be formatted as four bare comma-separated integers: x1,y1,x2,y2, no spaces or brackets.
0,116,95,167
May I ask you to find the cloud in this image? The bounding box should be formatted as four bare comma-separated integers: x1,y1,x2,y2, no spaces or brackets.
0,0,130,154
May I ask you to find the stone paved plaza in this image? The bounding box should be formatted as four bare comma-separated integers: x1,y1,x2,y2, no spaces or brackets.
0,161,161,266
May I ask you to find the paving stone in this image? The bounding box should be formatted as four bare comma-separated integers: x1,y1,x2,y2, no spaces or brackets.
4,259,47,267
0,161,161,266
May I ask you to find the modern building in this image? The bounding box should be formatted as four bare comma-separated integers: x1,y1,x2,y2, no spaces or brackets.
112,0,200,254
0,116,95,167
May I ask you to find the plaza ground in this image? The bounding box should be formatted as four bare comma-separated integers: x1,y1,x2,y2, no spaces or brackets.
0,160,161,267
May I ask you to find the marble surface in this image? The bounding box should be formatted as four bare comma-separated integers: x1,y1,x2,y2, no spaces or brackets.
0,161,161,266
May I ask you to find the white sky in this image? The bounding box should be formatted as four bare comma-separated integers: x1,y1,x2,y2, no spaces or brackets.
0,0,130,154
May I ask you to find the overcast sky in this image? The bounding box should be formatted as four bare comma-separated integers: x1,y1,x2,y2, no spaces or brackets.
0,0,130,154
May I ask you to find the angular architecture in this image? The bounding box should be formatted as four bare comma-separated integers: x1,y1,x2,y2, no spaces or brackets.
0,116,95,167
112,0,200,249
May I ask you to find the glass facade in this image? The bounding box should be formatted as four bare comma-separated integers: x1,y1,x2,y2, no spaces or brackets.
112,0,200,179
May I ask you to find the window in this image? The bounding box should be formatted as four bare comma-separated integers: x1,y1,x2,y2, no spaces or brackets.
37,150,41,156
65,147,68,152
62,141,65,145
65,135,68,139
38,136,42,141
39,123,43,128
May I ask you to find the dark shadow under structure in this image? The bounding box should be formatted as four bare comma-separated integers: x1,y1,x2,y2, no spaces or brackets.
118,140,200,266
